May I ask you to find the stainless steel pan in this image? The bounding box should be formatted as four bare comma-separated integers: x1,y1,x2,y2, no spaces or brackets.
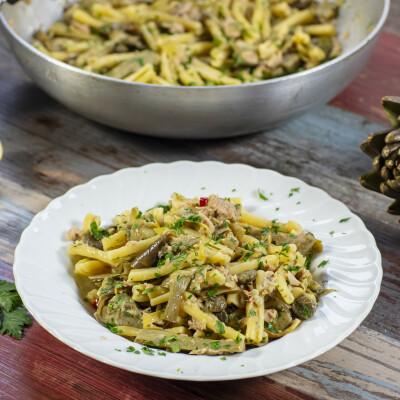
0,0,390,139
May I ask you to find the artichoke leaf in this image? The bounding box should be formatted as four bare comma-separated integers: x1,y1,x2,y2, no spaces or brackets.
380,182,400,200
386,128,400,144
359,171,383,193
382,96,400,128
388,199,400,216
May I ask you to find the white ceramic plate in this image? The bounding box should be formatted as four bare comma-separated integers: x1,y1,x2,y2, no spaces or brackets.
14,161,382,381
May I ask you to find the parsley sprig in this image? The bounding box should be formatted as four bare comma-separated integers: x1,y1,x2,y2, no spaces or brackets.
90,221,111,240
0,280,32,339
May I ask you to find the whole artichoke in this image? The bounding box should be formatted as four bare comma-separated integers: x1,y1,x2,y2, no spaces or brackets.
360,96,400,220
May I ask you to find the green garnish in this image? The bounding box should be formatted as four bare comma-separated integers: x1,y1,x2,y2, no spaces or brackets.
170,217,186,233
258,189,268,201
187,215,201,223
0,280,32,339
169,342,180,353
264,321,276,333
301,306,312,317
318,260,329,268
142,346,155,356
216,320,225,334
105,322,122,334
89,221,110,240
157,204,171,214
288,187,300,198
210,341,221,350
248,309,257,317
339,218,351,223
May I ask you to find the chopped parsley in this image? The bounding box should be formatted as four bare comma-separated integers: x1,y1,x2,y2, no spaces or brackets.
156,204,171,214
329,231,335,236
248,309,257,317
207,289,217,297
300,306,312,317
318,260,329,268
220,356,227,360
170,217,186,233
280,242,290,255
264,321,276,333
339,218,351,223
187,215,201,223
285,265,301,273
142,288,155,294
288,187,300,198
262,219,283,234
210,341,221,350
99,277,122,296
105,322,122,334
170,215,201,233
169,342,180,353
89,221,111,240
216,320,225,334
258,189,268,201
142,346,155,356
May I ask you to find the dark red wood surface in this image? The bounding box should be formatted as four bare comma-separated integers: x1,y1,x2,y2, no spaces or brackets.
331,32,400,124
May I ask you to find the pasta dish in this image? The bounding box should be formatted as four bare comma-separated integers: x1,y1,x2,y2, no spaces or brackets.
68,194,330,355
33,0,341,86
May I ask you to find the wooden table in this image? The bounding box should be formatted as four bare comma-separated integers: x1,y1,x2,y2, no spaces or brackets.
1,3,400,399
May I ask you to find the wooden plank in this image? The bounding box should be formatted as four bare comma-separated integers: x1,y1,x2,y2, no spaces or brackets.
385,1,400,36
331,32,400,124
0,284,309,400
272,326,400,400
1,103,399,342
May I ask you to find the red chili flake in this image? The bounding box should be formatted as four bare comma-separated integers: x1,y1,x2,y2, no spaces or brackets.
199,197,208,207
93,298,99,309
246,286,251,292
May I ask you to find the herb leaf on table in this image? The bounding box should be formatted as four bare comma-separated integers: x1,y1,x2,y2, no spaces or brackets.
0,280,32,339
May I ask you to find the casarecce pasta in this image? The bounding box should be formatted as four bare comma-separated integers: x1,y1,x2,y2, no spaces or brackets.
68,194,332,355
34,0,342,86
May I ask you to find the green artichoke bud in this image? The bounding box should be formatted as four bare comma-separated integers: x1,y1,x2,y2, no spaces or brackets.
360,96,400,220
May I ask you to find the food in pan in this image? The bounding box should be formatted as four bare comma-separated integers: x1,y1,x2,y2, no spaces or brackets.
68,194,331,355
33,0,342,86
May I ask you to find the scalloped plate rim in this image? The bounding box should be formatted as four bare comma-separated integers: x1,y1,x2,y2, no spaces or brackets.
13,161,382,381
